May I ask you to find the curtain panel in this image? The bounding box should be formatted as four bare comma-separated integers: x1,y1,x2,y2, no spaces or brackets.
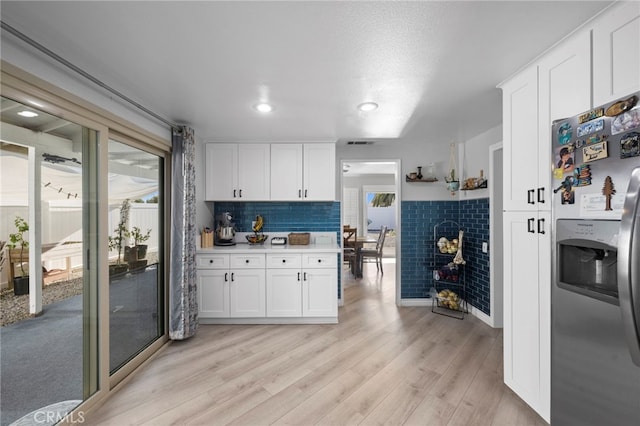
169,126,198,340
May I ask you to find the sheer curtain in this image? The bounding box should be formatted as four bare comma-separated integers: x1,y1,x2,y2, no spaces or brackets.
169,126,198,339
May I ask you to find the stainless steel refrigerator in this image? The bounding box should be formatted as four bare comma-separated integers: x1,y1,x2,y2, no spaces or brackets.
551,91,640,425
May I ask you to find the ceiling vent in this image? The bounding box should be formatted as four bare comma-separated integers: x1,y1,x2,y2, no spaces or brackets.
346,140,374,145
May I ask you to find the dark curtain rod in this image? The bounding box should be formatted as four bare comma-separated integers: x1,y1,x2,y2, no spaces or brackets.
1,20,180,131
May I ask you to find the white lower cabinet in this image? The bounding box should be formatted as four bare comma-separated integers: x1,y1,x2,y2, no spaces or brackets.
266,253,337,318
197,253,266,319
503,211,551,421
198,250,338,322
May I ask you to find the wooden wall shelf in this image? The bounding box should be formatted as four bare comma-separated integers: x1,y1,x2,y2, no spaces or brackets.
406,176,438,183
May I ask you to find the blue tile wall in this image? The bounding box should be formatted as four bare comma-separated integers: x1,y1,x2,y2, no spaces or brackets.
459,198,490,315
401,198,491,315
401,201,458,298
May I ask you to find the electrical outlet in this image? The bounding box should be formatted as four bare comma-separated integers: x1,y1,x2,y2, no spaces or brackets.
251,221,256,229
482,242,488,253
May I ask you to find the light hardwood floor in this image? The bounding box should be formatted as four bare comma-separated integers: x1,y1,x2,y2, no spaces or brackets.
86,260,547,425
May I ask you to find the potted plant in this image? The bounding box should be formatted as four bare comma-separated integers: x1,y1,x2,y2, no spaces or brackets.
130,226,151,259
445,143,460,193
7,216,30,295
108,199,130,276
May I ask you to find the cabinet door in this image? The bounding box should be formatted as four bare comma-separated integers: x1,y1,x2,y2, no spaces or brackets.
205,143,238,201
503,211,550,422
266,269,302,317
237,144,270,200
302,268,337,317
229,269,266,317
303,143,336,201
593,2,640,105
270,143,303,200
502,66,539,211
538,30,591,212
197,269,230,318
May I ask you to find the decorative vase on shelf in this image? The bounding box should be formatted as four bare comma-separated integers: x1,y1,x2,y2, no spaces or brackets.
416,166,423,180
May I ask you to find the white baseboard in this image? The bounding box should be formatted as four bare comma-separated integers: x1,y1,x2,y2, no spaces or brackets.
399,298,500,329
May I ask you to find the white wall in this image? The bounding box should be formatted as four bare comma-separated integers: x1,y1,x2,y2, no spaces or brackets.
460,125,502,200
338,124,501,202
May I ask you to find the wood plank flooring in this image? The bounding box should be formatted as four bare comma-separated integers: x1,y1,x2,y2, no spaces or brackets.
85,260,547,425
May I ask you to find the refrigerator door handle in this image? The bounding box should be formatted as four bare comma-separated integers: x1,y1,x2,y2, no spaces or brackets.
618,166,640,366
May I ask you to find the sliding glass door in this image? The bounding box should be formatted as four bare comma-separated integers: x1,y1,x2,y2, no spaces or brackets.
108,139,164,374
0,97,98,424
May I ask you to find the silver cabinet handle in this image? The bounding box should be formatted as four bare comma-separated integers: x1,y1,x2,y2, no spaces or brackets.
231,272,234,282
537,187,545,204
224,272,228,282
297,272,301,281
537,218,545,234
233,189,237,198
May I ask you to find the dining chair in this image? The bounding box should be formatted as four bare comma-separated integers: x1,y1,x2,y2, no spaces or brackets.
343,226,357,248
360,226,387,274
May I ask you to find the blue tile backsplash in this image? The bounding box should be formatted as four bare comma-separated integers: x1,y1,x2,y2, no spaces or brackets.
401,198,491,315
213,199,490,315
214,201,341,235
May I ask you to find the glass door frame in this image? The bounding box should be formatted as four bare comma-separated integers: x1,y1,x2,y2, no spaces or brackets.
1,63,171,415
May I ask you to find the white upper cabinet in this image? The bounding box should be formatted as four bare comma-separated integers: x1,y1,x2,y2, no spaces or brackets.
592,1,640,105
271,143,336,201
538,30,592,210
303,143,336,201
502,30,591,212
205,143,270,201
501,65,539,211
270,143,304,200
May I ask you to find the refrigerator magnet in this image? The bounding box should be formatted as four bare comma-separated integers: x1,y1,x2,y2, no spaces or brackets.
561,188,575,205
578,108,604,124
611,106,640,135
555,146,575,175
620,132,640,158
604,94,637,117
554,176,575,195
558,122,572,145
573,165,592,187
577,119,604,137
582,141,608,162
602,176,616,211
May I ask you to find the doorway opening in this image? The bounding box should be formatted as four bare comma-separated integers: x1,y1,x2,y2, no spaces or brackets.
340,160,401,305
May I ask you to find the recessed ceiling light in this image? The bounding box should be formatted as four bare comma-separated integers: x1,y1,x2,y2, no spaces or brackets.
17,110,39,118
254,103,273,113
357,102,378,112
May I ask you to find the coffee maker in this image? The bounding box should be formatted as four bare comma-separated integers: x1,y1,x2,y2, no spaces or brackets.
214,212,236,246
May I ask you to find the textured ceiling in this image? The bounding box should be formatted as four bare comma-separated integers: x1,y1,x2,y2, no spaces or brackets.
1,1,613,146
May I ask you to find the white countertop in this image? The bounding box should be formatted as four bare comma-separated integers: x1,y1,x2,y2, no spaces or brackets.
197,243,340,254
196,231,340,254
